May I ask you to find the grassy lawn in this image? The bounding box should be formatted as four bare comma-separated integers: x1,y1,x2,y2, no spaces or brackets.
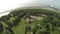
12,17,25,34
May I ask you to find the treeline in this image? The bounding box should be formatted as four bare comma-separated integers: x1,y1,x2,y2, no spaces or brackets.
0,9,60,34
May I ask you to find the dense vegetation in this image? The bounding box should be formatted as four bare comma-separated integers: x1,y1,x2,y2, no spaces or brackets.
0,9,60,34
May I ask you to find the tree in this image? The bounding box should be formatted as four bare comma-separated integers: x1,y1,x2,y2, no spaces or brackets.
0,22,4,33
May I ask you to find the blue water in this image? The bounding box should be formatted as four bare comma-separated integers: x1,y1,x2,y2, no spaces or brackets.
50,0,60,8
35,0,60,8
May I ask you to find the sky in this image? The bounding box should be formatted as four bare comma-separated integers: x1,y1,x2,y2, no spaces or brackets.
0,0,60,17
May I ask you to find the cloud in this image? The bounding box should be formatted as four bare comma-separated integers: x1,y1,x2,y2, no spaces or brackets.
0,0,60,17
0,0,57,12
